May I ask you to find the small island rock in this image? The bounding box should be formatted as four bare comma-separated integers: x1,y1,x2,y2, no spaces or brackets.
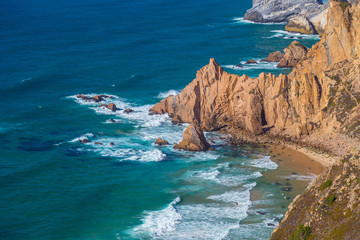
173,123,213,151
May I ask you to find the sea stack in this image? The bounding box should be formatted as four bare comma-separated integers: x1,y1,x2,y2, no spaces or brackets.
173,123,213,151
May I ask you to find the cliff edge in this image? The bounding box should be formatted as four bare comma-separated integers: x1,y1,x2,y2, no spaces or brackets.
151,0,360,238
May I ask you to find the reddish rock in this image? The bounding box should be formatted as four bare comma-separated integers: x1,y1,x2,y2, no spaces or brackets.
172,115,183,125
246,59,257,64
262,51,284,62
107,103,118,112
277,41,308,68
155,138,169,146
173,123,213,151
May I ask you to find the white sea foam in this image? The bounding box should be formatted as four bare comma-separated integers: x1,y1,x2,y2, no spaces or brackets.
223,60,281,71
69,133,95,143
157,90,180,99
233,17,285,25
131,197,182,238
249,156,278,170
207,182,256,203
267,30,321,40
218,171,263,187
68,94,171,127
284,173,317,181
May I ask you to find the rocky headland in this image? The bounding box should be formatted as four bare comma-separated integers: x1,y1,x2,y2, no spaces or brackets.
151,0,360,238
244,0,329,35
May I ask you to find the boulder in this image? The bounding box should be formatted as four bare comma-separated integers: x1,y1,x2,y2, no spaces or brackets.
262,51,284,62
155,138,169,146
277,41,308,68
109,142,115,146
100,103,118,112
123,108,134,114
173,123,213,151
246,59,257,64
80,138,89,143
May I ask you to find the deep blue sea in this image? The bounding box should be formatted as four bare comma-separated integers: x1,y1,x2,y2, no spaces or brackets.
0,0,321,239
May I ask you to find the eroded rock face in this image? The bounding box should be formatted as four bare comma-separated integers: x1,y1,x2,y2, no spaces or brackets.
151,0,360,155
262,51,284,62
244,0,328,35
277,41,309,68
150,58,291,135
173,123,213,151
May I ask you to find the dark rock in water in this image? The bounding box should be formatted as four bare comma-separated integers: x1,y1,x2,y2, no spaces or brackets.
235,64,243,68
77,94,110,103
80,138,89,143
109,142,115,146
172,115,183,125
298,37,303,39
174,123,213,151
256,210,267,215
123,108,134,114
100,103,118,112
246,59,257,64
107,103,118,112
267,223,276,227
94,142,103,145
282,187,293,192
289,36,295,39
155,138,169,146
109,119,116,123
292,172,297,175
285,182,292,186
275,181,282,185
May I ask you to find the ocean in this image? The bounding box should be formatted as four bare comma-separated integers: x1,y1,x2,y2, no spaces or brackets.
0,0,321,239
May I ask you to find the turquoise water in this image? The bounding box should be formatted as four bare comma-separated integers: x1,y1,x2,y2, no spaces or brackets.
0,0,320,239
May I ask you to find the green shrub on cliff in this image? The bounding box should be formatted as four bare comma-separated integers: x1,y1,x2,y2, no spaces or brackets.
321,180,332,190
290,224,312,240
325,194,336,205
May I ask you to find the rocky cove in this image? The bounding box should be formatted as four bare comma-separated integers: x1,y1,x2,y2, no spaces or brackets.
150,0,360,239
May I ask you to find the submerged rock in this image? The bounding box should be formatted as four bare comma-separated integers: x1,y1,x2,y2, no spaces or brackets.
123,108,134,114
173,123,213,151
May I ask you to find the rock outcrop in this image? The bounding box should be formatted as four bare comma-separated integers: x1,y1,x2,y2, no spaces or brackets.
155,138,169,146
277,41,309,68
151,0,360,154
76,94,111,103
100,103,118,112
244,0,329,35
262,51,284,62
173,123,213,151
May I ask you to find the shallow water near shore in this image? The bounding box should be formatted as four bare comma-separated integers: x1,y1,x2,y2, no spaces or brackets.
0,0,321,239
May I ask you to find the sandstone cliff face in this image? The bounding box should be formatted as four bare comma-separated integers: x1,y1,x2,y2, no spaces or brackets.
151,0,360,157
173,123,213,151
244,0,328,35
150,58,291,135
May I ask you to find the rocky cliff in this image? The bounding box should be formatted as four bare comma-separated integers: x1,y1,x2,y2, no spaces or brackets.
150,0,360,156
151,0,360,238
244,0,329,35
